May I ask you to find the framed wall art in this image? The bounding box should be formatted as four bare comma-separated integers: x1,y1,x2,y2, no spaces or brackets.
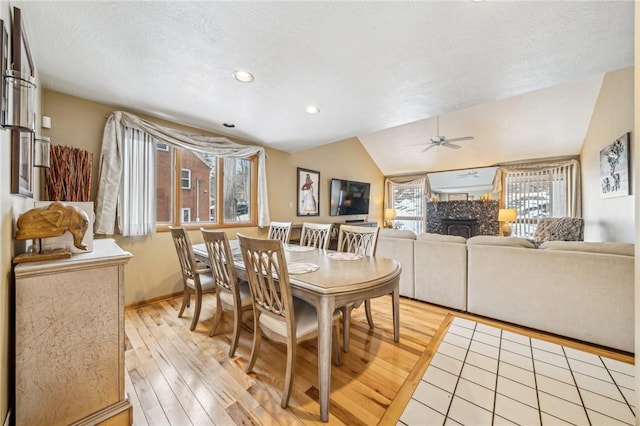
4,6,36,131
0,19,7,126
297,168,320,216
600,132,630,199
11,130,33,197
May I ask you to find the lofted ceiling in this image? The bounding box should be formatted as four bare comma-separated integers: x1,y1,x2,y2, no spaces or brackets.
14,1,634,175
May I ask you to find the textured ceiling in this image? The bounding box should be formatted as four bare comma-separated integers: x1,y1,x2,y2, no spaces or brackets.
14,1,634,174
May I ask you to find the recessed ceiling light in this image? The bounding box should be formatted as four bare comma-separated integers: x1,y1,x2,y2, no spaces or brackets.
233,70,254,83
223,123,235,128
305,105,320,114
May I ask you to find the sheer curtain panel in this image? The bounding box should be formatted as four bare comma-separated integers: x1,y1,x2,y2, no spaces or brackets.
117,128,156,236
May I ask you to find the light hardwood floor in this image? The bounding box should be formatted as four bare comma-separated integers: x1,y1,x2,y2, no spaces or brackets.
124,295,632,425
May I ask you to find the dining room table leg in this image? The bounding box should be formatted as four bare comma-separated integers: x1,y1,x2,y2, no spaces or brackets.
392,287,400,343
317,295,335,422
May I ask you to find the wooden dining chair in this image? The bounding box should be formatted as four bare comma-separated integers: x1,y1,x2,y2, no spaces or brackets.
169,226,216,331
267,221,292,244
336,224,380,352
201,229,253,357
299,222,332,249
237,233,341,408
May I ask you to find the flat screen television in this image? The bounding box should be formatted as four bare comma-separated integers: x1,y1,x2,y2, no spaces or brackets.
329,178,371,216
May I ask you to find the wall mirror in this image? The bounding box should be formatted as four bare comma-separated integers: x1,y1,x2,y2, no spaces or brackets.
428,166,498,200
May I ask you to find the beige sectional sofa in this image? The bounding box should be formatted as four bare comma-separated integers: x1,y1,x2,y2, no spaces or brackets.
467,236,634,352
376,230,635,352
414,233,467,311
375,229,416,298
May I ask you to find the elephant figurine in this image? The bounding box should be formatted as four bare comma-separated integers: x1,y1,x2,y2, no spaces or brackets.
16,201,90,251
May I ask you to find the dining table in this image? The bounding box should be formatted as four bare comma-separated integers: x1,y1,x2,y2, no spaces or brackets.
192,240,401,422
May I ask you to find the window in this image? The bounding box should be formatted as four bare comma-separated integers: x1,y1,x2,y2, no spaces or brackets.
181,169,191,189
386,177,426,234
94,111,269,236
181,208,191,222
502,162,579,238
156,144,256,228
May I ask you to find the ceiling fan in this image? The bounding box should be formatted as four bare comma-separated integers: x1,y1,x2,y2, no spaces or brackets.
457,170,479,178
408,116,474,152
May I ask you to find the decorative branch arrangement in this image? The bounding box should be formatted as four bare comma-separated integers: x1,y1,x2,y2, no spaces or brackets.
45,145,93,201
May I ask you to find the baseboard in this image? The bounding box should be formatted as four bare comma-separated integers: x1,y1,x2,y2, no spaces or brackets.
125,291,183,310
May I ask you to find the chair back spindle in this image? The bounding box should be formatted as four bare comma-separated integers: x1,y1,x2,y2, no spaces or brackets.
336,225,379,255
268,221,293,244
238,235,293,326
300,223,331,249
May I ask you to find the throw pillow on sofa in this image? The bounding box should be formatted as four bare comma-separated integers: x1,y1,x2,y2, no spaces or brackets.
533,217,584,243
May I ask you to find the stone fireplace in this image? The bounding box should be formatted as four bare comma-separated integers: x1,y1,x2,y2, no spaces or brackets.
426,200,499,237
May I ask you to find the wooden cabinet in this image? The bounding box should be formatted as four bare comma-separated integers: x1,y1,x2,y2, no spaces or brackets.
14,239,133,426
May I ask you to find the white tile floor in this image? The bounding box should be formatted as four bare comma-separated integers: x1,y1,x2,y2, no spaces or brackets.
400,317,636,425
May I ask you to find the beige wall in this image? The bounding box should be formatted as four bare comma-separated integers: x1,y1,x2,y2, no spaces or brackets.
0,4,48,420
269,138,384,225
41,90,383,306
580,67,635,243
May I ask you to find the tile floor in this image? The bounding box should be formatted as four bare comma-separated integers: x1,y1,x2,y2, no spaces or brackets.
400,317,636,425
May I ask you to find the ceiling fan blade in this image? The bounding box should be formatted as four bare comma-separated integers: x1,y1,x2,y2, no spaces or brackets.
421,144,437,153
443,143,461,149
445,136,474,143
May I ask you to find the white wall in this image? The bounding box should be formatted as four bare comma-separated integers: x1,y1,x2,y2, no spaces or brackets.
580,67,634,243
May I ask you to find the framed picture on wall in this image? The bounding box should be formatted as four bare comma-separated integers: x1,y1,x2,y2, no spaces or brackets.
600,132,630,199
11,130,33,197
297,168,320,216
0,20,7,128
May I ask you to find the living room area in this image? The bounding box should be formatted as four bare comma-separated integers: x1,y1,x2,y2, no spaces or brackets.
1,2,638,425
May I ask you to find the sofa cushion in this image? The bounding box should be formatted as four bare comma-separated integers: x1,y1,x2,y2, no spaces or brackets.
467,235,535,248
538,241,634,257
416,233,466,244
379,229,417,239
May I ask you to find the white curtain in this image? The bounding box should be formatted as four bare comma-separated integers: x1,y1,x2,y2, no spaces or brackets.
492,158,581,217
95,111,271,234
118,128,156,236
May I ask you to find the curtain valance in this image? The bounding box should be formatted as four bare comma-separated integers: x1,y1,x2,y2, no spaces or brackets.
95,111,270,234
